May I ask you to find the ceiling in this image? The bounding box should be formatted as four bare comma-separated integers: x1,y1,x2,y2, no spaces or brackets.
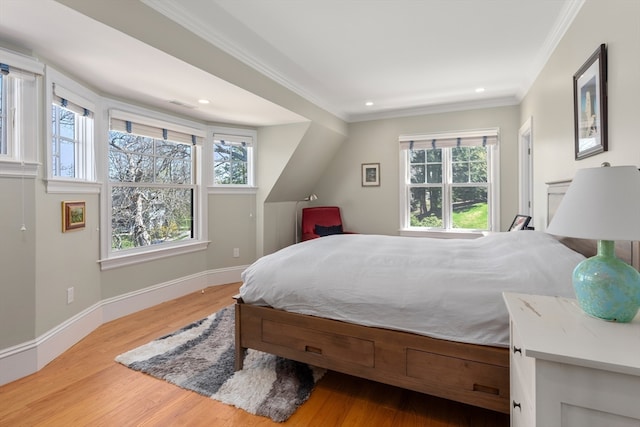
0,0,582,126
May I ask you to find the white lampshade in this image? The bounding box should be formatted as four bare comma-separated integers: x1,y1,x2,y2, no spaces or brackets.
547,164,640,241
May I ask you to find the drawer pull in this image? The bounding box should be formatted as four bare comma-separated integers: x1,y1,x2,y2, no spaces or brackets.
513,346,522,355
473,383,499,395
305,345,323,355
513,401,522,411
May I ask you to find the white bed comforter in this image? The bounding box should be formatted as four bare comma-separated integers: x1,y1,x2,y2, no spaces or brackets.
239,231,584,347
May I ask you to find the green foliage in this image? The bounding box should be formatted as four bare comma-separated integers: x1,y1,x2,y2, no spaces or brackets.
452,203,488,229
410,214,443,228
410,203,487,230
409,146,489,231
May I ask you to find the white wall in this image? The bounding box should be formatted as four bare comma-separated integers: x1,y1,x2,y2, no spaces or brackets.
314,105,521,234
520,0,640,231
0,178,36,347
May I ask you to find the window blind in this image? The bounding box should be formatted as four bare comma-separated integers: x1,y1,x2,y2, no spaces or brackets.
399,129,499,150
0,47,44,76
0,62,38,82
53,83,95,118
213,133,254,147
110,109,205,145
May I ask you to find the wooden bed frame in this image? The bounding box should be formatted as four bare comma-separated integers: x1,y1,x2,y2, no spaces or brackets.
234,180,639,415
235,300,510,413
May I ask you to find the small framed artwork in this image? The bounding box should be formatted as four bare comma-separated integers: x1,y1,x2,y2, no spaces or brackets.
573,43,607,160
361,163,380,187
509,215,531,231
62,201,86,232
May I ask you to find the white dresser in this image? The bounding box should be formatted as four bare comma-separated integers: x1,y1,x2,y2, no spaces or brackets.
503,292,640,427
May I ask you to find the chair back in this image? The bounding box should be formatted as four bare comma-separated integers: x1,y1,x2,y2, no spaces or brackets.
301,206,343,240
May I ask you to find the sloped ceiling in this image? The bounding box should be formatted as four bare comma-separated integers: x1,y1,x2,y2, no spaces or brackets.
266,123,347,203
0,0,309,127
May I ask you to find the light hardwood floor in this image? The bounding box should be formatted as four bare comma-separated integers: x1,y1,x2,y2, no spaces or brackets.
0,282,509,426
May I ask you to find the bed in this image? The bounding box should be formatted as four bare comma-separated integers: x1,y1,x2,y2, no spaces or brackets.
235,231,584,413
235,182,639,414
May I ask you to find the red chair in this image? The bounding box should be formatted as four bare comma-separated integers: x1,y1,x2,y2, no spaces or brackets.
301,206,351,241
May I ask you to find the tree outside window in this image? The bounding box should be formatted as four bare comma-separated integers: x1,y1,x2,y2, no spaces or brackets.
410,148,443,227
214,142,248,184
212,131,254,187
109,130,194,251
51,104,81,177
400,130,498,232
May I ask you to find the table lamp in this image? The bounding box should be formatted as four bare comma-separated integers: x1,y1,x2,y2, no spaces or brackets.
546,163,640,322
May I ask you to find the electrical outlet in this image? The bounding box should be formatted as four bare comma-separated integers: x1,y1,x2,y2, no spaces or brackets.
67,287,74,304
233,248,240,258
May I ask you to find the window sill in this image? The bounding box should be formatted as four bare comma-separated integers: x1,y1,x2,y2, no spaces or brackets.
46,179,102,194
98,240,210,271
399,228,485,239
208,186,257,195
0,160,39,178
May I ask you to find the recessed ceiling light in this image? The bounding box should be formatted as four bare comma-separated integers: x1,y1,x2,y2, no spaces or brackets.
365,101,374,106
475,87,485,93
198,99,210,104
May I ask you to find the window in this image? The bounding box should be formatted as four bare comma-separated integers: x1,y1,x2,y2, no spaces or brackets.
399,130,499,234
0,71,7,156
51,83,95,180
45,69,99,193
0,64,18,158
0,50,42,175
213,128,255,187
107,110,205,261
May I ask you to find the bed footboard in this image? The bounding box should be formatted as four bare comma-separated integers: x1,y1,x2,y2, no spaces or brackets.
234,299,509,414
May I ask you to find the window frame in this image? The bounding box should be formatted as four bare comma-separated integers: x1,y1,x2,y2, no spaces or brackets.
399,129,500,237
210,126,257,195
99,102,209,270
0,48,43,178
45,67,99,193
0,72,10,157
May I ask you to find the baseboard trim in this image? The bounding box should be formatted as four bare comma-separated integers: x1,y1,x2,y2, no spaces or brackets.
37,303,104,371
0,266,247,387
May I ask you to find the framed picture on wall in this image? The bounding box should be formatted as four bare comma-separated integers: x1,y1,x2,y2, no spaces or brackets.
62,201,86,232
573,43,607,160
361,163,380,187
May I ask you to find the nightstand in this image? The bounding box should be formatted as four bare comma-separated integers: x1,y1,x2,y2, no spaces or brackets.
503,292,640,427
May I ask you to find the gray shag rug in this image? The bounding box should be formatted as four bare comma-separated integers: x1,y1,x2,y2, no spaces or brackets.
115,305,325,423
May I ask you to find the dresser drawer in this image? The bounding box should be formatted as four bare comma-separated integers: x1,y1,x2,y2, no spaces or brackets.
510,320,535,401
510,365,534,427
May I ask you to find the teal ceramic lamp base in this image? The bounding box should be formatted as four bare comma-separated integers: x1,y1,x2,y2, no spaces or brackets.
573,240,640,322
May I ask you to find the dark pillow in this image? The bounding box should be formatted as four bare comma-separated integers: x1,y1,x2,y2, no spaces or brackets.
314,224,343,237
